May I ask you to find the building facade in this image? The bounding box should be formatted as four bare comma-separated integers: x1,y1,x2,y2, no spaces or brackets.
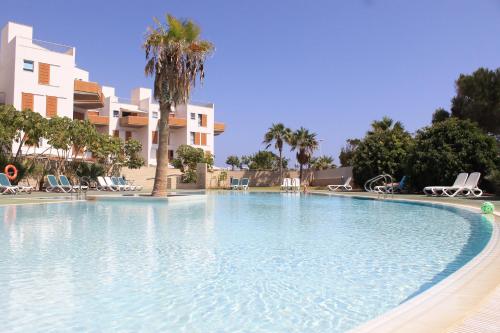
0,21,224,165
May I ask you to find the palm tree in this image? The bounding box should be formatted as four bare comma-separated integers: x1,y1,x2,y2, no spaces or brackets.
368,116,404,134
144,14,214,196
263,123,291,183
311,155,336,170
289,127,318,181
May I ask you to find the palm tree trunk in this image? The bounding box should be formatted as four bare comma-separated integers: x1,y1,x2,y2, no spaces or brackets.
152,101,171,197
299,164,303,182
279,149,283,185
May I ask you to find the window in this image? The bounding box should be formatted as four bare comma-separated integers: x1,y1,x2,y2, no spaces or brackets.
125,131,132,141
46,96,57,118
152,111,158,119
113,110,120,118
201,133,207,146
21,92,34,111
198,114,203,126
113,130,119,138
168,150,174,160
190,112,196,120
190,132,195,145
23,60,34,72
152,131,158,144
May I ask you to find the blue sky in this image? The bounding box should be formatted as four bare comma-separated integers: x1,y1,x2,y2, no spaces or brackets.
2,0,500,166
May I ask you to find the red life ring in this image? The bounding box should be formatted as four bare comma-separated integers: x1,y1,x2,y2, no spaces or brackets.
4,164,18,181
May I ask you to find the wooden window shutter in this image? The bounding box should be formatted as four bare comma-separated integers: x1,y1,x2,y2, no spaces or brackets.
46,96,57,118
21,92,34,111
201,114,207,127
194,132,201,145
125,131,132,141
152,131,158,144
38,63,50,85
113,130,119,138
201,133,207,146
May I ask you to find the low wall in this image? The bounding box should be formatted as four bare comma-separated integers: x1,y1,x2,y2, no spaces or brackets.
205,167,354,188
121,166,354,190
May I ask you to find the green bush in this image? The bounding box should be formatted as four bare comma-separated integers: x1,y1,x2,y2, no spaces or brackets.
486,170,500,196
407,118,499,191
352,117,413,186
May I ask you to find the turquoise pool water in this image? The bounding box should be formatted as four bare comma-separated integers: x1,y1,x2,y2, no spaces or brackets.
0,193,492,332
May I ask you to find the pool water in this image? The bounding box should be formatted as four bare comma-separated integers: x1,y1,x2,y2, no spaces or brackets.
0,193,492,332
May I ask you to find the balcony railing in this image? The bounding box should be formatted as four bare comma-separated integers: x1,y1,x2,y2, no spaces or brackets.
119,116,148,128
88,114,109,126
214,122,225,135
74,80,105,109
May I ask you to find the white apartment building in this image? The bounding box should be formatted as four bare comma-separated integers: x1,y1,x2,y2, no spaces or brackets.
0,21,224,165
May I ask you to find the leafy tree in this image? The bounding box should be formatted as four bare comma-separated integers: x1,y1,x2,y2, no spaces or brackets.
289,127,318,180
263,123,291,182
14,109,48,160
339,138,361,167
407,118,499,191
225,155,240,170
311,155,336,170
0,105,21,156
240,155,251,169
432,108,450,124
144,14,214,196
88,134,124,174
451,67,500,134
124,139,145,169
352,117,413,186
69,119,98,160
172,144,205,172
246,150,284,170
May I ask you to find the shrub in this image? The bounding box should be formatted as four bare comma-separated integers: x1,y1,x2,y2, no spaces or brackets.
352,117,413,186
407,118,499,191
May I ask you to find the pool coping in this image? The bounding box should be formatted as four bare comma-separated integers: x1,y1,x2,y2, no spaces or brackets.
311,191,500,333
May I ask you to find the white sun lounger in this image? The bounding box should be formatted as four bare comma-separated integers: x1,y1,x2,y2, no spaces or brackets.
291,178,300,192
327,177,352,192
105,176,125,191
97,176,115,191
280,178,292,191
423,173,468,196
443,172,482,197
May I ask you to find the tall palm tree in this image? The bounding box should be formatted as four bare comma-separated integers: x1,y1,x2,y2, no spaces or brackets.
289,127,318,181
263,123,291,183
368,116,404,134
144,14,214,196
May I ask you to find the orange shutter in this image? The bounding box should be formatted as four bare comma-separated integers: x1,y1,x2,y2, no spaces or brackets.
21,92,34,111
38,63,50,85
201,133,207,146
125,131,132,141
194,132,201,145
46,96,57,118
152,131,158,144
201,114,207,127
113,130,119,138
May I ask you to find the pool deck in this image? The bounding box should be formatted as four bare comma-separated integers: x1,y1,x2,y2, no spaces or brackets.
1,188,499,332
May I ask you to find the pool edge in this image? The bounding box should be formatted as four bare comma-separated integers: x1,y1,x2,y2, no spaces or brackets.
312,191,500,333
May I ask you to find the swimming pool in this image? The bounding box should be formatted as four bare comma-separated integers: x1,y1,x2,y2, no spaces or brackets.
0,193,492,332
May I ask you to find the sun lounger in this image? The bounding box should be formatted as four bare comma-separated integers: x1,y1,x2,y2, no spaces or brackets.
291,178,301,192
46,174,69,193
423,173,468,196
327,177,352,192
119,177,142,191
105,176,124,191
111,176,130,191
97,176,115,191
280,178,292,191
59,175,88,192
0,173,19,194
443,172,482,197
230,178,240,190
239,178,249,190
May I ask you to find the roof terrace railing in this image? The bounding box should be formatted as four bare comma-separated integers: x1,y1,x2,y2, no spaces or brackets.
16,36,75,56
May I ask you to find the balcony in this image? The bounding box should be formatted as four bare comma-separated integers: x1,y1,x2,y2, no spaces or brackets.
214,122,225,135
119,115,148,128
88,114,109,126
74,80,105,109
168,115,187,128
